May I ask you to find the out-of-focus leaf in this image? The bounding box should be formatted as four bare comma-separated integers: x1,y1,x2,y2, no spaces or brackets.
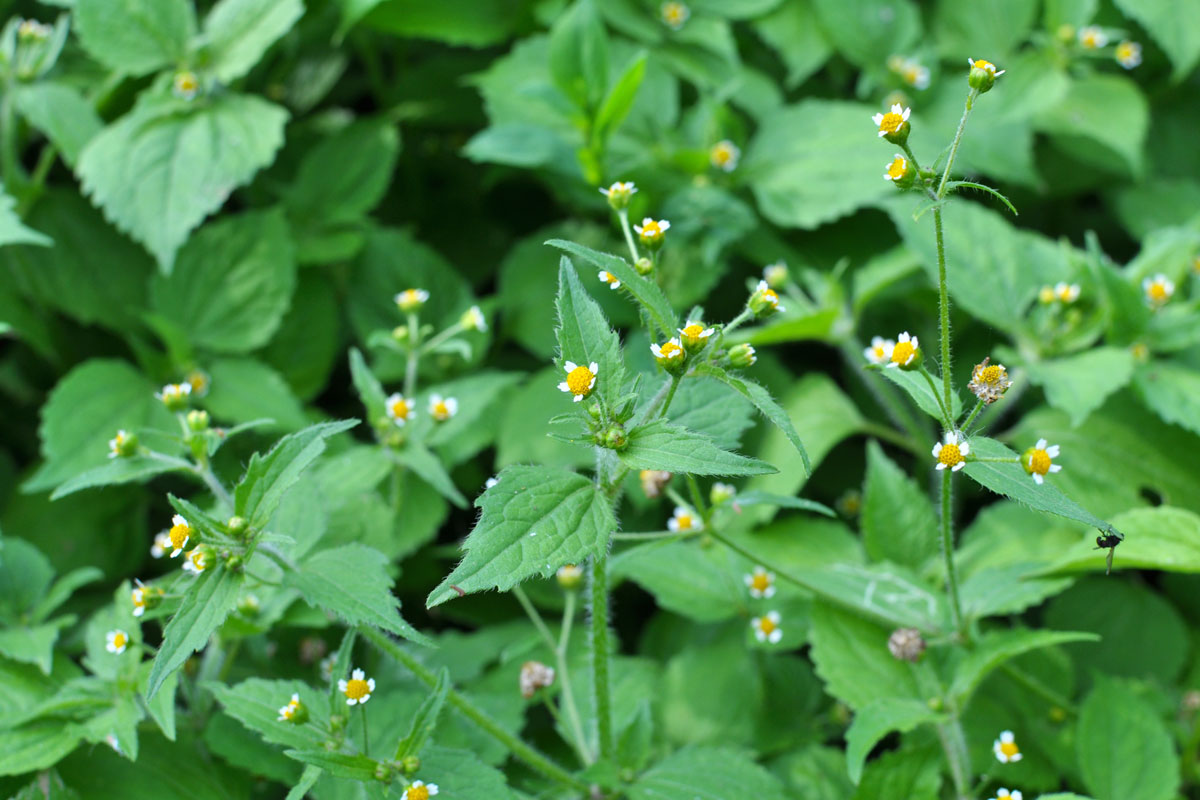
74,0,194,75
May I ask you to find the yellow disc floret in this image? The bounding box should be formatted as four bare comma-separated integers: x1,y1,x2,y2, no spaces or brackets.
168,515,191,556
345,678,369,701
937,442,964,469
891,340,915,365
566,366,593,394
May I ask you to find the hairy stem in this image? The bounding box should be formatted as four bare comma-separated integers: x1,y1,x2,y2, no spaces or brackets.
404,312,420,397
557,591,592,765
617,209,640,264
933,207,954,421
589,550,615,763
362,628,590,792
936,91,978,200
940,469,965,636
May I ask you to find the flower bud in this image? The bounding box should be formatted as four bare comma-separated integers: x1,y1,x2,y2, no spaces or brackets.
600,181,637,210
108,429,139,458
519,660,556,699
710,482,735,506
634,257,653,276
186,409,210,432
173,71,200,101
883,154,915,189
748,280,784,318
887,627,925,662
227,516,248,536
156,383,192,412
373,762,394,783
727,343,757,368
967,58,1004,93
556,564,583,591
237,593,261,616
763,262,788,288
278,693,309,724
600,425,628,451
401,756,421,775
392,325,409,343
395,288,430,313
836,489,862,518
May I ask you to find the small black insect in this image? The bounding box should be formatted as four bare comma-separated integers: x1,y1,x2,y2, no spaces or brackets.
1093,527,1125,575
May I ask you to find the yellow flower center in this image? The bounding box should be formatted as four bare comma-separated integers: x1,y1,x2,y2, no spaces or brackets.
663,3,685,23
659,342,683,359
169,522,190,551
600,271,617,284
887,156,907,179
641,221,662,237
712,145,732,165
344,678,370,701
391,398,411,419
188,372,208,394
176,73,198,92
891,341,915,365
1148,282,1169,302
761,288,779,305
132,590,144,607
682,323,707,342
1117,43,1134,59
979,365,1003,384
281,702,298,720
999,740,1020,758
1028,449,1051,475
189,550,207,571
1081,31,1100,48
432,401,450,420
676,513,694,530
406,787,430,800
879,112,905,133
937,443,964,468
872,345,886,359
566,366,594,396
750,573,771,592
111,632,127,649
973,60,996,74
758,616,777,635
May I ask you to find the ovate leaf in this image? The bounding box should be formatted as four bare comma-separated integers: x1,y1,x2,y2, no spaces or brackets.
618,420,776,477
1037,506,1200,575
696,364,811,474
1077,677,1180,800
74,0,195,75
547,0,609,110
427,465,615,607
845,699,943,784
808,601,921,711
629,746,790,800
77,93,288,271
555,257,625,407
283,750,376,781
212,678,330,749
393,668,450,760
285,544,431,646
0,190,50,248
548,238,676,338
287,119,400,225
203,0,304,82
861,441,938,569
14,83,103,167
147,566,244,698
1025,347,1135,427
1132,360,1200,438
948,628,1098,705
876,364,963,424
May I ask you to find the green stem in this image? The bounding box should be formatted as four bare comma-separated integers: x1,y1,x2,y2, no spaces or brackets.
404,312,420,397
940,470,965,637
589,550,615,763
617,209,640,264
513,586,557,651
362,628,590,793
195,462,234,511
361,705,370,757
936,90,978,200
557,591,592,765
915,661,971,800
722,308,754,339
685,474,707,520
961,399,985,433
656,373,682,419
1,77,22,191
919,365,953,429
933,207,954,420
418,321,466,357
858,422,922,456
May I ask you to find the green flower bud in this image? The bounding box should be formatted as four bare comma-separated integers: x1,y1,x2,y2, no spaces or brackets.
373,762,394,783
156,382,192,412
601,425,628,451
967,58,1004,93
556,564,584,591
186,409,210,432
748,280,784,318
634,257,653,276
401,755,421,776
727,343,757,368
600,181,637,210
227,516,248,535
108,429,139,458
395,288,430,313
710,482,735,505
237,593,261,616
763,262,788,288
634,218,669,251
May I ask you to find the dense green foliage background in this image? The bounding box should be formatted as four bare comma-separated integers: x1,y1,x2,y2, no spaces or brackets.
3,0,1200,798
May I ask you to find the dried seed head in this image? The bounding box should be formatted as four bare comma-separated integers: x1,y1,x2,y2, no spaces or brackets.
968,357,1012,404
888,627,925,662
520,661,556,699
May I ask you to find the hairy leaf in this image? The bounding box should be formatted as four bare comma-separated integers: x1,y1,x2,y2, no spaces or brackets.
618,420,776,476
147,566,244,698
234,420,358,527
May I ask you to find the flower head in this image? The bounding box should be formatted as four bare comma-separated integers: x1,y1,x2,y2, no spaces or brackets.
640,470,671,499
660,1,689,29
1055,282,1081,303
885,332,920,369
728,343,757,368
277,693,307,723
710,140,740,172
386,392,416,425
598,270,621,290
744,566,776,599
395,288,430,313
556,564,583,590
105,630,129,655
650,339,685,370
1115,40,1142,69
884,154,914,187
749,280,784,317
1079,26,1108,49
186,369,210,397
108,429,137,459
156,382,192,411
993,730,1022,763
183,547,210,575
932,431,970,472
751,611,783,644
763,262,789,288
150,530,171,559
17,19,52,41
991,790,1022,800
557,361,598,402
678,320,714,352
888,627,926,662
968,358,1012,405
634,218,670,249
667,505,702,533
1021,438,1061,485
339,668,376,706
461,305,487,332
600,181,637,210
872,103,911,144
967,58,1005,92
710,482,736,505
167,514,192,558
131,585,146,617
519,660,556,698
404,781,439,800
130,581,161,617
1143,274,1175,307
864,336,895,365
428,394,458,422
173,71,200,101
901,60,931,90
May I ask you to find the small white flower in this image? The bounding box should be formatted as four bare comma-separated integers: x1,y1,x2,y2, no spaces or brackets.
277,693,303,722
155,382,192,406
992,789,1022,800
744,566,776,599
182,548,209,574
150,530,172,559
1055,282,1080,303
404,781,439,800
751,280,785,314
751,611,783,644
131,583,147,618
885,331,918,368
660,1,689,30
167,514,191,558
634,218,670,247
1143,274,1175,306
395,288,430,312
105,630,129,655
710,140,740,172
667,506,702,533
864,336,894,365
650,339,685,365
461,305,487,332
598,270,622,290
1078,25,1108,49
872,103,911,138
339,667,376,706
1115,40,1142,69
428,394,458,422
967,57,1006,78
108,429,131,458
386,392,416,425
932,431,970,472
993,729,1022,763
1021,438,1062,485
599,181,637,199
678,321,715,348
557,361,598,402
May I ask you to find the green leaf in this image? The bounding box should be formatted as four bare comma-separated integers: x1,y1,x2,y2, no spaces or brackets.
932,0,1037,60
0,720,82,776
1111,0,1200,81
25,359,176,493
1132,360,1200,438
74,0,195,75
392,445,467,508
285,766,321,800
876,364,963,424
732,491,835,517
233,420,358,527
1038,506,1200,575
408,745,518,800
629,746,790,800
147,566,244,699
808,601,921,711
50,457,188,501
753,1,832,88
33,568,103,623
285,544,431,646
962,436,1112,531
283,750,377,781
260,273,342,401
618,420,776,476
612,540,743,622
809,0,921,67
140,667,177,741
203,0,304,82
1035,74,1148,177
354,0,533,45
203,358,309,433
77,93,288,271
790,563,948,632
0,190,50,248
1025,348,1136,427
1077,677,1180,800
662,376,755,452
594,52,646,141
548,239,676,338
149,209,296,353
394,667,450,760
853,748,941,800
861,441,938,569
695,364,812,475
555,256,626,407
548,0,609,110
427,465,615,607
0,623,67,674
746,100,893,228
845,699,943,784
212,678,329,749
0,538,58,620
14,83,103,167
349,348,388,424
287,119,400,225
948,628,1098,706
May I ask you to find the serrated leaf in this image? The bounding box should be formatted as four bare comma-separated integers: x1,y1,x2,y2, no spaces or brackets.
629,745,790,800
808,602,921,712
203,358,308,433
0,190,50,248
394,667,450,760
694,364,811,474
548,239,676,338
77,93,288,271
612,540,743,622
618,419,775,476
962,436,1112,531
285,544,431,646
74,0,195,75
428,465,615,607
861,441,938,569
409,745,517,800
392,445,467,508
845,699,943,784
0,623,66,674
147,566,244,698
1077,677,1180,800
791,562,948,632
1026,347,1135,427
287,119,399,224
948,628,1098,705
149,209,296,353
203,0,304,82
212,678,329,749
50,457,188,501
555,257,625,407
284,749,377,781
876,364,963,425
14,83,102,167
1037,506,1200,575
234,420,358,527
32,567,103,623
0,720,82,776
